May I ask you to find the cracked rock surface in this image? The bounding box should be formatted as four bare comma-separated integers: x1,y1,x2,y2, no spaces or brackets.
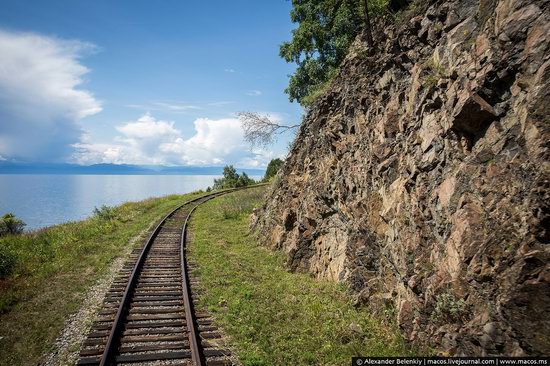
254,0,549,356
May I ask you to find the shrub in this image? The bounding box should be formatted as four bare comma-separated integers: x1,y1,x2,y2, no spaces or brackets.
221,202,241,220
92,205,117,221
220,189,265,220
0,213,26,237
431,292,468,323
0,246,16,277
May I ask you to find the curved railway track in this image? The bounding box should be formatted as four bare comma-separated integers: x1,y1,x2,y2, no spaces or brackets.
78,191,235,366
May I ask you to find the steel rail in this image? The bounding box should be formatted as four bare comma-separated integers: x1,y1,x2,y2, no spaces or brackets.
179,194,221,366
98,191,227,366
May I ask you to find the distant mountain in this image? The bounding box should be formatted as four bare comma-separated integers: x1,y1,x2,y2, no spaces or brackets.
0,162,265,176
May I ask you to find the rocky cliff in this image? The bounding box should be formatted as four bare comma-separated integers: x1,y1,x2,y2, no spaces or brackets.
255,0,549,356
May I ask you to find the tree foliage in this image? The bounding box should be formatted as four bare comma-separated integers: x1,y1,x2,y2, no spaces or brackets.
0,213,26,237
264,158,284,181
280,0,389,105
213,165,256,190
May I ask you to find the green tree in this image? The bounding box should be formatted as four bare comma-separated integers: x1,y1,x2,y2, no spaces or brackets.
214,166,236,189
222,165,239,185
213,165,255,189
280,0,389,105
0,213,26,237
236,172,255,187
264,158,284,181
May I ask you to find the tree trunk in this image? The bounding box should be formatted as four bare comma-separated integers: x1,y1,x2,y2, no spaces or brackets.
363,0,375,53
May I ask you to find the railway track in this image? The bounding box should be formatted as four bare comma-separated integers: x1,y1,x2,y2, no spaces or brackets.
78,191,234,366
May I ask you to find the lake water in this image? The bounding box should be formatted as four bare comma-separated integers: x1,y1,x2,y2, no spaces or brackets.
0,175,259,230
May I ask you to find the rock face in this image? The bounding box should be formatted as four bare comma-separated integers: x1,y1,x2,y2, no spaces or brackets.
254,0,549,356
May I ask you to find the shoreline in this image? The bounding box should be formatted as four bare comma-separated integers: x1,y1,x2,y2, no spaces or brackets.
0,191,204,365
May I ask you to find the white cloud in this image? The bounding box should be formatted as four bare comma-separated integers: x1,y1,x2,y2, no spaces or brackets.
116,113,180,140
176,117,245,165
246,90,262,96
207,101,233,107
224,68,236,73
152,102,200,111
0,29,101,162
125,104,148,109
72,142,125,165
126,101,200,113
73,114,272,167
127,100,234,112
238,149,275,168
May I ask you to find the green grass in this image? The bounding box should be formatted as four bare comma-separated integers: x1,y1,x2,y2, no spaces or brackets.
301,80,333,107
0,191,205,366
189,187,411,365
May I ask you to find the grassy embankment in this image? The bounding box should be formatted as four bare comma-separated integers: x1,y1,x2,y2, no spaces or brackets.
0,191,204,366
189,186,412,365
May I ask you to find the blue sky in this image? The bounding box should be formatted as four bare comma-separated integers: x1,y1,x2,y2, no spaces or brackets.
0,0,302,168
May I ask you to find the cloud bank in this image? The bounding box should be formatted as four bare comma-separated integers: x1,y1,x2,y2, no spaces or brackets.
0,29,101,162
73,114,272,168
0,30,279,168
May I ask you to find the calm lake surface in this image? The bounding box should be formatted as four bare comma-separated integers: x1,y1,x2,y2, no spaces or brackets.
0,175,259,230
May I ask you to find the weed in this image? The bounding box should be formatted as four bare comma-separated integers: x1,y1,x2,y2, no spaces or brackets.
422,56,448,89
505,240,518,253
392,11,403,23
93,205,117,221
400,0,420,19
431,62,447,77
302,76,335,107
424,74,437,88
220,189,266,220
419,261,435,277
430,292,469,323
0,245,16,277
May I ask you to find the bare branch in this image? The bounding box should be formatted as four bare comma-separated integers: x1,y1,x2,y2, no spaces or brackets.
237,111,300,148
